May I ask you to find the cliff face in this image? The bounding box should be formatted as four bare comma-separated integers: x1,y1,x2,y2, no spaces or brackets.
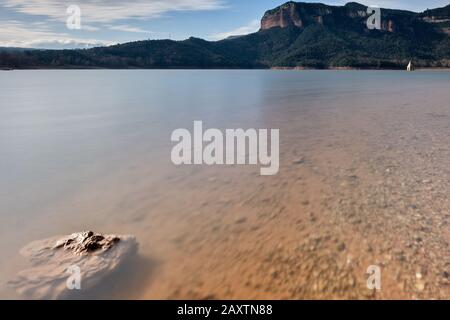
420,5,450,35
261,2,306,30
260,1,423,34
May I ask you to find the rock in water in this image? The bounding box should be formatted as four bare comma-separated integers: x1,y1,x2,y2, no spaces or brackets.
8,231,138,299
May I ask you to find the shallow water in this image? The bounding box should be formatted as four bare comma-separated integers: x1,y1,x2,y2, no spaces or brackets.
0,70,449,299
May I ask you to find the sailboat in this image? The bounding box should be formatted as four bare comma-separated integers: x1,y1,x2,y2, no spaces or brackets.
407,60,414,71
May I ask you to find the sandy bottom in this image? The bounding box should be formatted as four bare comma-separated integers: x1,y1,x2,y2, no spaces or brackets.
122,93,448,300
0,72,448,300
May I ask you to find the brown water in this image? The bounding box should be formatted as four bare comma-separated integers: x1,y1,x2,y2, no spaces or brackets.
0,70,449,299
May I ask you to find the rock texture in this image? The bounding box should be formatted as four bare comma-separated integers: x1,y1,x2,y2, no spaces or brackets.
8,231,138,299
260,1,417,33
420,6,450,35
261,2,305,30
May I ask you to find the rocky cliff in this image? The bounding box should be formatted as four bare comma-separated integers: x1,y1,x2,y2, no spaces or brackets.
420,5,450,35
260,2,444,34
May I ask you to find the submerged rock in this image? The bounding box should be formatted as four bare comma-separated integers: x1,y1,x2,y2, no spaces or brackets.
8,231,138,299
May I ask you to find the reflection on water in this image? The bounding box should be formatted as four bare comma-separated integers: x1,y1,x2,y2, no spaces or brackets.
0,70,449,299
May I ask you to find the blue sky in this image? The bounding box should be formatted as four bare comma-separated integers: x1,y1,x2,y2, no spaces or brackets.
0,0,448,49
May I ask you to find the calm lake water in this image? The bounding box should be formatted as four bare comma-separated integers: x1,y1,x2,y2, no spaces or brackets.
0,70,449,299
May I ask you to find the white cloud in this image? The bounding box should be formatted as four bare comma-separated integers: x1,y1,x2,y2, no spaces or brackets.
0,20,113,49
1,0,226,23
209,19,260,41
0,0,226,48
81,25,100,32
108,24,152,34
21,38,114,49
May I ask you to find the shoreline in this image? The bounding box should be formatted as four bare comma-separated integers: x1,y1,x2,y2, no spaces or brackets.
271,66,450,71
2,67,450,71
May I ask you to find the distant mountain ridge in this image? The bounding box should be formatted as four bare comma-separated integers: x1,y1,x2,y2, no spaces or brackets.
262,2,409,32
262,2,450,34
1,2,449,69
